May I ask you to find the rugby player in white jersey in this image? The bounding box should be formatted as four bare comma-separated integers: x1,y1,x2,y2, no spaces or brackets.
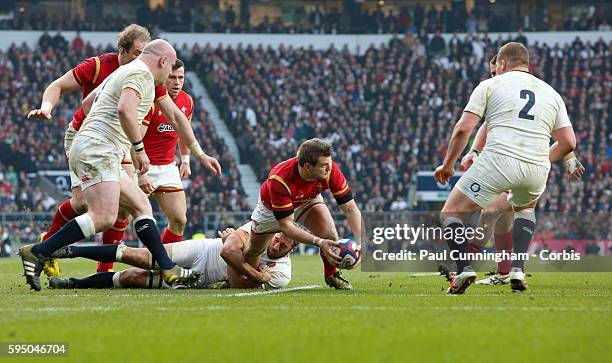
47,223,294,290
434,42,577,293
19,40,197,290
459,54,585,286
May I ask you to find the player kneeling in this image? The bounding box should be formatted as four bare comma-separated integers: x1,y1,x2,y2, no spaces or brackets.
47,223,295,290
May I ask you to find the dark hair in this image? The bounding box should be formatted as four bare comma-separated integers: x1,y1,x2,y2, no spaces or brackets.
173,58,184,70
297,138,332,166
116,24,150,52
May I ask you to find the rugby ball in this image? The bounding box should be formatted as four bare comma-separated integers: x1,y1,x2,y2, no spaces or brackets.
331,239,360,269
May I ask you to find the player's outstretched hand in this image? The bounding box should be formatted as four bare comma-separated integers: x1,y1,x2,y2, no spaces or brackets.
459,151,477,171
565,157,585,180
133,152,150,175
320,239,342,268
179,162,191,179
198,154,222,176
27,108,52,120
434,164,454,185
138,174,155,195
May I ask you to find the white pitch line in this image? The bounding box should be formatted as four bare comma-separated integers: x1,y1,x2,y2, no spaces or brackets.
219,284,320,297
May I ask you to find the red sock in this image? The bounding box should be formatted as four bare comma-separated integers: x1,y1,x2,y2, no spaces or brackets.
43,199,80,240
495,231,513,275
320,250,337,276
97,219,129,273
161,228,183,244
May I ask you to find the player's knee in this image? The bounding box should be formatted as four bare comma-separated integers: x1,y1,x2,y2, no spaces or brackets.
116,208,131,221
169,214,187,232
71,194,88,214
91,212,117,231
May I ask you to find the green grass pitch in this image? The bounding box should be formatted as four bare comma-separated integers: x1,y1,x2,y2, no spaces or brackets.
1,256,611,363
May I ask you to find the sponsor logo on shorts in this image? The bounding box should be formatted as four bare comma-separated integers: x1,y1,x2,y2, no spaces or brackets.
470,182,481,193
80,175,91,183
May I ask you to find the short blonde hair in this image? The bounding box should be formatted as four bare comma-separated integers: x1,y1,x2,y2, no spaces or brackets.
116,24,150,52
497,42,529,68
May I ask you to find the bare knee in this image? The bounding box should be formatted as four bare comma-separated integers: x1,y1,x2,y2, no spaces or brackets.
89,212,117,232
168,214,187,233
71,191,88,214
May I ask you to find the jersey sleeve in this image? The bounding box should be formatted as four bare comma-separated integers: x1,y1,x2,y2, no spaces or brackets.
553,97,572,130
329,163,353,205
464,81,489,118
143,105,155,126
154,85,168,102
186,94,194,120
72,56,100,86
268,176,294,220
121,70,150,99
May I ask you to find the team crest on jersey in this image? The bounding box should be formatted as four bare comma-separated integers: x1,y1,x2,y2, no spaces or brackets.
316,183,323,191
157,123,175,133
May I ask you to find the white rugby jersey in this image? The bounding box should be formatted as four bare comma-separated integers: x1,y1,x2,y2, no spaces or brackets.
464,70,572,166
79,59,155,152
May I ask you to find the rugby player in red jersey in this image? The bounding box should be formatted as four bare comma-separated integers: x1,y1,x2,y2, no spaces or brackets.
27,25,221,273
244,138,363,290
138,59,193,244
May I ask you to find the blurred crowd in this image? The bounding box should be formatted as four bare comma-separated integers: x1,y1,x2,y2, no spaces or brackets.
0,36,249,239
194,32,610,217
0,29,610,244
1,3,610,34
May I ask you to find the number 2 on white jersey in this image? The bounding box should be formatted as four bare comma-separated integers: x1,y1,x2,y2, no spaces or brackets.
519,89,535,120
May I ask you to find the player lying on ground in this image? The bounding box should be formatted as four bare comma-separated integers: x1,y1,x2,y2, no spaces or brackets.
245,138,363,290
434,42,577,294
459,54,585,285
47,223,296,290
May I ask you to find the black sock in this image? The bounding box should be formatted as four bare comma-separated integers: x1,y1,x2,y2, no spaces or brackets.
445,221,469,273
511,217,536,270
70,245,118,262
32,220,85,257
71,272,115,289
134,218,174,270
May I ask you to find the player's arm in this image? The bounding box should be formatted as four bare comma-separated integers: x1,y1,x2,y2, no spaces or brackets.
434,111,481,184
549,100,577,162
276,216,341,267
118,88,149,174
549,126,576,162
156,96,221,176
28,70,82,119
339,199,362,242
460,120,487,170
220,230,271,283
178,138,191,179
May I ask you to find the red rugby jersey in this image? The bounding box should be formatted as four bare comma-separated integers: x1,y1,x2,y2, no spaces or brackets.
142,90,194,165
259,157,353,220
70,52,168,130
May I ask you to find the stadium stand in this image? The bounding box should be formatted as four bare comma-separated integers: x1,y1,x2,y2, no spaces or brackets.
1,3,610,34
194,33,610,216
0,36,249,239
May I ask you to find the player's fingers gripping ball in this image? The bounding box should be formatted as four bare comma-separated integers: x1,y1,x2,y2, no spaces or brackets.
330,239,361,269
